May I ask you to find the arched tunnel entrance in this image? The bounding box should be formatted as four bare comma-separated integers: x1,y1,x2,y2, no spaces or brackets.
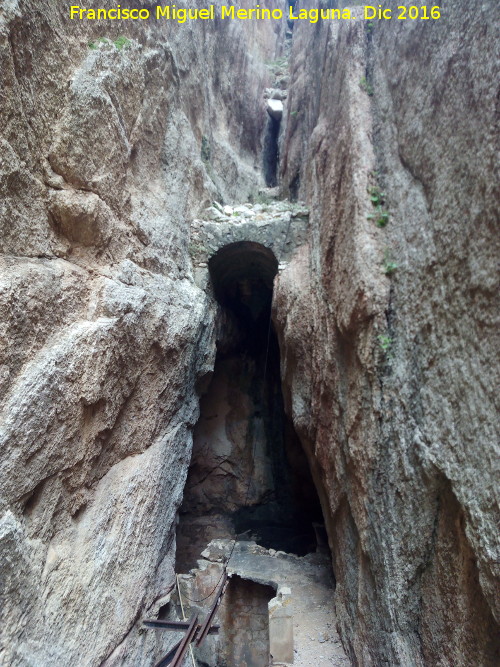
176,241,327,572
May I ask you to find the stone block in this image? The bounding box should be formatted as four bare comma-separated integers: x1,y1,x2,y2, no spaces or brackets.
269,586,294,664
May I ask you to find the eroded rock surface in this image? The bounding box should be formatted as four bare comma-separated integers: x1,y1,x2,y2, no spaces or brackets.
276,1,500,665
1,0,498,665
0,1,286,664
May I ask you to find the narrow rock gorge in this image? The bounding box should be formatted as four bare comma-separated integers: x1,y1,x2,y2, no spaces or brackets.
0,1,498,666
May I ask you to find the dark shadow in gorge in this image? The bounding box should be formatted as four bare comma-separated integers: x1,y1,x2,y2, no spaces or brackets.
263,116,280,187
176,242,324,572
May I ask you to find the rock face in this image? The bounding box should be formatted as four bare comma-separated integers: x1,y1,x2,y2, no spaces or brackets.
1,0,498,665
0,1,285,665
276,1,499,665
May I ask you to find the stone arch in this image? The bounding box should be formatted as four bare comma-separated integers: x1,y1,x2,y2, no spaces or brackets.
189,203,309,291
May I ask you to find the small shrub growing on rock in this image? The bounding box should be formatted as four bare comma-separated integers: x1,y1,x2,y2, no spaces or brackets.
383,254,398,275
368,186,385,207
114,36,131,50
368,205,390,227
88,37,109,49
88,36,131,50
377,334,393,353
360,76,374,96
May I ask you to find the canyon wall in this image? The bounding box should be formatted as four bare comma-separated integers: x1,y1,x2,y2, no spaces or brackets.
0,1,285,664
275,0,499,665
1,0,498,665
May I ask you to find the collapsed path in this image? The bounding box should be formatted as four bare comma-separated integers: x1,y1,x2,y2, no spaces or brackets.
175,540,350,666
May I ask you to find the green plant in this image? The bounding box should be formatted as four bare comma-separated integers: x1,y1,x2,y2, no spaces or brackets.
88,37,109,49
201,135,211,163
382,247,398,275
368,186,385,207
367,205,390,227
377,334,393,353
383,258,398,275
360,76,374,96
290,110,298,117
114,36,131,50
88,37,131,50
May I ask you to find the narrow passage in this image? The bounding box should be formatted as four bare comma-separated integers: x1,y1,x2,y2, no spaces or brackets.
170,228,348,665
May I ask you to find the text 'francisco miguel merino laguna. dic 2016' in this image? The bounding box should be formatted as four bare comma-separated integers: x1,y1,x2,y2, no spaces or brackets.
69,4,353,23
71,4,438,24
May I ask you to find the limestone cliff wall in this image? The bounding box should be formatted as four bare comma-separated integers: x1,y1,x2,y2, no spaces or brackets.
1,0,498,665
275,1,499,665
0,1,284,664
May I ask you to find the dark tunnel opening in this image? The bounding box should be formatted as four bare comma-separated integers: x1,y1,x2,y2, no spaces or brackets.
176,242,325,571
210,242,277,326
